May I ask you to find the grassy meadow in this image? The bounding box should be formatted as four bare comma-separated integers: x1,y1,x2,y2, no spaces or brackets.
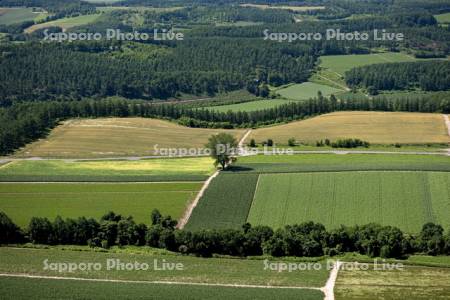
16,118,244,158
247,171,450,233
0,182,202,227
0,7,47,25
24,13,102,33
435,12,450,24
276,82,343,100
205,99,294,112
335,263,450,300
247,112,449,145
0,157,215,182
319,52,418,76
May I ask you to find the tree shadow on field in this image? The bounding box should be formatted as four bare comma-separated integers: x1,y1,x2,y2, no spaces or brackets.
225,165,255,172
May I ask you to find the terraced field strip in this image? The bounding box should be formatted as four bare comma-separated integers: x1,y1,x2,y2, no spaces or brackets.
247,171,450,233
0,182,202,227
335,262,450,300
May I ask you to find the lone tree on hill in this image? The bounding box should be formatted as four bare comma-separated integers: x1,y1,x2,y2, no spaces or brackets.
206,133,238,170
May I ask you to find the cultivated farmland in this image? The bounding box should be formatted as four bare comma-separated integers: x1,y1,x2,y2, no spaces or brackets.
16,118,244,158
276,82,343,100
0,278,324,300
247,171,450,233
0,247,329,287
0,182,202,227
235,154,450,173
188,154,450,230
335,263,450,300
0,157,215,182
185,173,259,230
247,112,450,145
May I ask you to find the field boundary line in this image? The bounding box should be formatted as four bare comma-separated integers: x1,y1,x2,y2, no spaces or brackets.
322,260,341,300
0,273,322,290
177,171,220,229
245,174,261,223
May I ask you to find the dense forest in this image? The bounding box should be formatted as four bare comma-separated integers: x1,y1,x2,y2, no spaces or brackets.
0,0,96,16
0,41,314,103
1,210,450,258
346,61,450,92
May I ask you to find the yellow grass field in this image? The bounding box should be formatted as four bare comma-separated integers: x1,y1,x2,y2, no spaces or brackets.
247,112,450,145
16,118,245,158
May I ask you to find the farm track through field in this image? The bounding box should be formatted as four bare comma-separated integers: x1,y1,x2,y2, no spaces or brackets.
315,74,350,91
323,261,341,300
0,273,322,291
176,171,219,229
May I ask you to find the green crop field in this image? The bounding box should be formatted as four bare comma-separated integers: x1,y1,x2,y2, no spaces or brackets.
247,171,450,233
205,99,294,112
335,263,450,300
319,52,418,76
15,118,244,158
0,157,215,182
276,82,343,100
235,154,450,173
0,247,329,287
247,111,450,145
185,173,259,230
0,7,47,25
0,277,324,300
25,13,102,33
0,182,202,227
435,12,450,24
189,154,450,230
